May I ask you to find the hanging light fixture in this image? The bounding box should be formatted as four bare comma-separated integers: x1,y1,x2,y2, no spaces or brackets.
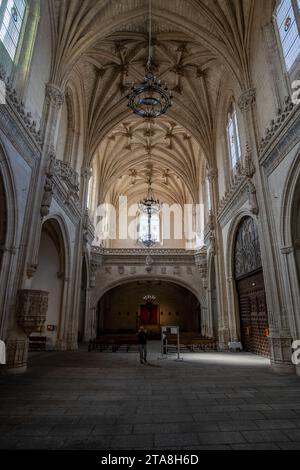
138,177,161,247
127,0,172,118
143,294,156,304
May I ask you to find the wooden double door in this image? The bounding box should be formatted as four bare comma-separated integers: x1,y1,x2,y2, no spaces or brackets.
236,270,270,357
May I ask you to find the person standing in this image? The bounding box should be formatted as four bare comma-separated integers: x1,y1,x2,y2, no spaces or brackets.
137,326,148,364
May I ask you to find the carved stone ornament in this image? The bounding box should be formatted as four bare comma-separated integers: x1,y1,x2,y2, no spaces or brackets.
242,146,255,178
260,96,295,151
246,180,259,215
40,147,56,217
45,83,65,109
17,289,49,335
238,88,256,113
280,246,294,255
194,249,208,278
0,64,42,145
26,264,37,279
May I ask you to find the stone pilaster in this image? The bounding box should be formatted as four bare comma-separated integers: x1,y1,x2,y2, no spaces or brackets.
238,87,294,374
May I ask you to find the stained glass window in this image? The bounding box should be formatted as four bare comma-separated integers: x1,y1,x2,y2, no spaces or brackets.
0,0,26,61
276,0,300,71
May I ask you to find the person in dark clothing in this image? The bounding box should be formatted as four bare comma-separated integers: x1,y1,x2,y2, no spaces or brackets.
137,326,147,364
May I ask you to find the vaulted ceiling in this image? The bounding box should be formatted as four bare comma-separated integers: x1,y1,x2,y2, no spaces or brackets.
93,117,203,206
48,0,271,208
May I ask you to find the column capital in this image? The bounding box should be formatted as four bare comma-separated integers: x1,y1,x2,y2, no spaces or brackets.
238,88,256,113
280,246,294,255
45,83,64,109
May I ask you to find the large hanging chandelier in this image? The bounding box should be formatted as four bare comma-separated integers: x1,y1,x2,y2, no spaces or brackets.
138,177,162,248
127,0,172,118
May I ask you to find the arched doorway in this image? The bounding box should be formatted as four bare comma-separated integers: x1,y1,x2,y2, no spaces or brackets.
234,217,270,357
96,280,200,336
0,171,6,270
292,182,300,288
31,219,66,349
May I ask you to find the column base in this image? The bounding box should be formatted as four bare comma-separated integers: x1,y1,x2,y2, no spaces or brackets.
1,333,29,373
269,336,295,375
66,332,78,350
218,326,230,350
55,338,67,351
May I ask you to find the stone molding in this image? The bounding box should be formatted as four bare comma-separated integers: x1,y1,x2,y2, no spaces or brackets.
260,100,300,175
92,247,195,256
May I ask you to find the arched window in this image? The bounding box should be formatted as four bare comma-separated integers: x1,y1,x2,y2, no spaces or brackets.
275,0,300,71
139,212,161,245
0,0,27,61
227,104,241,171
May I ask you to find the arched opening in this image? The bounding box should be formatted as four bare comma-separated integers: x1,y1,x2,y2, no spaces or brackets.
0,171,7,271
78,257,88,343
234,217,270,357
292,176,300,288
31,219,66,350
96,280,200,336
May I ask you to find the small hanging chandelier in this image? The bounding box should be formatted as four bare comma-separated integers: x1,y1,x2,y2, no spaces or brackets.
143,294,156,304
138,178,161,248
127,0,172,118
138,178,161,215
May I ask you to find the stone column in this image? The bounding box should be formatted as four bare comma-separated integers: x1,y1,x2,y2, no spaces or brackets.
238,88,294,374
226,276,239,342
65,166,92,350
208,170,230,349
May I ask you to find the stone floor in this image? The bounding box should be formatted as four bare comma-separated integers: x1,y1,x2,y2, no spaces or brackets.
0,341,300,450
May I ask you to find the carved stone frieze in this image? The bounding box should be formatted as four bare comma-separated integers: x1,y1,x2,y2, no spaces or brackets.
260,96,295,152
0,64,42,146
40,147,56,217
54,159,79,194
194,248,208,281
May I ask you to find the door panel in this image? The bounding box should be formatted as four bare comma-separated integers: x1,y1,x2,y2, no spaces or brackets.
236,270,269,357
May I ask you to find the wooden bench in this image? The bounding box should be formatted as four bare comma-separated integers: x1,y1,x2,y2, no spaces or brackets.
88,335,139,352
164,334,217,352
29,336,47,351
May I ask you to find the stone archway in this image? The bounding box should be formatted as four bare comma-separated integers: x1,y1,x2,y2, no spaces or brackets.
96,280,200,336
31,219,67,350
292,179,300,289
0,170,6,272
234,216,270,357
